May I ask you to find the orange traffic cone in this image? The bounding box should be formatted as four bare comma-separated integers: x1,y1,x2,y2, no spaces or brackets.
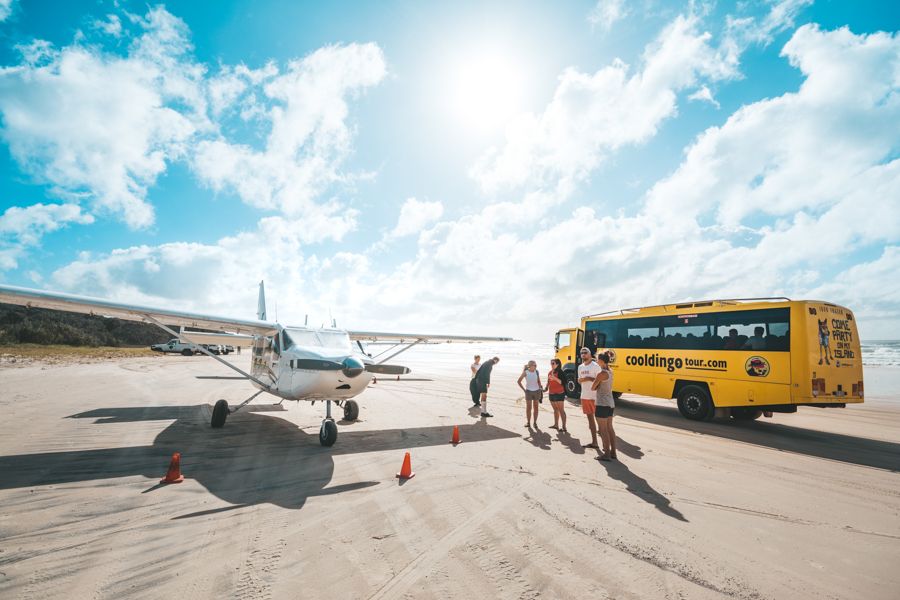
450,425,460,445
160,452,184,484
396,452,415,479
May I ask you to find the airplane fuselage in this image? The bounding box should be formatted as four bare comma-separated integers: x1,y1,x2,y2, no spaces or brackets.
249,326,373,402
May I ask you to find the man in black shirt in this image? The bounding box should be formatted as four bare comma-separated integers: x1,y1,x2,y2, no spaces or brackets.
475,356,500,417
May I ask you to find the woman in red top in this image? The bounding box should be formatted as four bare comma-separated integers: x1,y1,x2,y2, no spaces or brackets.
545,358,568,432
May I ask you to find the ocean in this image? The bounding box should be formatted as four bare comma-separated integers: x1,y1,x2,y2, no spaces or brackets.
862,340,900,367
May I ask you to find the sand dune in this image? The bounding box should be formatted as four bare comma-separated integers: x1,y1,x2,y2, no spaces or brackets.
1,349,898,599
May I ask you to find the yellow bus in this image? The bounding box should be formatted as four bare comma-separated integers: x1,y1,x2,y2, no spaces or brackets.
554,298,863,421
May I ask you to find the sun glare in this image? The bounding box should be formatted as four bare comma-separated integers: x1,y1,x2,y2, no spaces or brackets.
448,51,525,133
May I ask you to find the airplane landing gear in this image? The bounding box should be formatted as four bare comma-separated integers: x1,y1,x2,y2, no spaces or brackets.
320,399,338,446
343,400,359,421
319,419,338,446
211,399,229,428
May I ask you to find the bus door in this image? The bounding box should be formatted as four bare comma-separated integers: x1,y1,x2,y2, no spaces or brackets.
555,328,582,364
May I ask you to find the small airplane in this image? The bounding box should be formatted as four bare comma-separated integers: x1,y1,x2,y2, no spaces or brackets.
0,282,511,446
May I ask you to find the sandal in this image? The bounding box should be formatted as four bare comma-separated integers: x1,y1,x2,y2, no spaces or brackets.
582,443,599,449
598,452,612,461
560,428,567,433
548,425,559,430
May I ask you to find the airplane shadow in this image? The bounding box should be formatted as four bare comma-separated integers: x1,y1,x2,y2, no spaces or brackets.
615,398,900,471
0,405,520,511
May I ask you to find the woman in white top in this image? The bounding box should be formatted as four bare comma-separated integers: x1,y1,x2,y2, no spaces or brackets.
591,351,617,461
517,360,543,428
469,355,481,406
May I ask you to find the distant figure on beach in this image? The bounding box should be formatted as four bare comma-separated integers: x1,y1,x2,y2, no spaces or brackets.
743,326,766,350
723,328,741,350
475,356,500,418
469,355,481,406
517,360,543,428
592,351,616,461
545,358,567,433
577,347,601,450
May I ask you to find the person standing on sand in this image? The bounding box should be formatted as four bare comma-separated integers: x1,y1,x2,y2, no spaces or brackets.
592,351,616,461
469,355,481,406
577,347,601,449
517,360,543,428
545,358,567,432
475,356,500,417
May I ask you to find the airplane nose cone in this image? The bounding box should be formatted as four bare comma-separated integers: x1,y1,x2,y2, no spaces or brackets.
342,357,365,378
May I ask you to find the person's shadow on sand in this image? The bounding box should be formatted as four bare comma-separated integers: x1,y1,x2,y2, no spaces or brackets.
524,426,551,450
615,437,644,459
0,405,520,515
597,459,687,522
556,429,586,455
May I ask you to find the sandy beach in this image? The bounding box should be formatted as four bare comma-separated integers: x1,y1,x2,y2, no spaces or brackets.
1,345,898,599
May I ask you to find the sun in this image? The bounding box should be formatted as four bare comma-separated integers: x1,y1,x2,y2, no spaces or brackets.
448,50,525,133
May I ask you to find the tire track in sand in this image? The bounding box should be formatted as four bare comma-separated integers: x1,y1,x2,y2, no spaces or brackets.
366,480,532,600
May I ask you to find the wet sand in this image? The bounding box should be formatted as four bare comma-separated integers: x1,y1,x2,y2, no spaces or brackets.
0,347,898,599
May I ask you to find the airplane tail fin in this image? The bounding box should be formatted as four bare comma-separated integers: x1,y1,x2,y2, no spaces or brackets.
257,280,267,321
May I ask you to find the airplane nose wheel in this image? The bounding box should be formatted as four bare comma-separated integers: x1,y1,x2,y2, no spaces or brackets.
319,400,338,446
319,420,338,446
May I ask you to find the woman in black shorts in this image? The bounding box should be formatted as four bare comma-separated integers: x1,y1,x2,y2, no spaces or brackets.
545,358,568,432
591,352,616,460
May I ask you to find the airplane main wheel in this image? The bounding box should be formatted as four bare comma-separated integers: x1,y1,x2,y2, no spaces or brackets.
319,420,338,447
343,400,359,421
211,399,229,428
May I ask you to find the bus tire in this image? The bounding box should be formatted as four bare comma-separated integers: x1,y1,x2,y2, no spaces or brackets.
564,372,581,399
677,385,713,421
731,407,762,421
613,391,622,401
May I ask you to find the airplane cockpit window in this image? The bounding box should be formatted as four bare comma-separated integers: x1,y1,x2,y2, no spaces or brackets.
284,328,351,351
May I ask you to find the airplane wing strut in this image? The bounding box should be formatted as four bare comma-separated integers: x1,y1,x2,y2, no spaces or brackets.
142,314,274,393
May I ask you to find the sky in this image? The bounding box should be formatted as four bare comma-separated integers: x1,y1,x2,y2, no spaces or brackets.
0,0,898,342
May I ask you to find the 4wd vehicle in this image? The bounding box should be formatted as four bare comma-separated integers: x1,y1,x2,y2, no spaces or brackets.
150,339,199,356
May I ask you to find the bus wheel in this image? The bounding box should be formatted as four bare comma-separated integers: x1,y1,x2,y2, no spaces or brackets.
731,407,762,421
613,391,622,401
565,373,581,399
677,385,713,421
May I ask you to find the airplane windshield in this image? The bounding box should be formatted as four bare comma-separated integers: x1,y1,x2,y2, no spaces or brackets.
283,328,351,351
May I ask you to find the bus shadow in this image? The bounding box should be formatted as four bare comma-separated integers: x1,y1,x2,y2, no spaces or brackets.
615,399,900,472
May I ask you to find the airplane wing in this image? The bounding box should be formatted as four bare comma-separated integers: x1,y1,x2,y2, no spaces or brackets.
0,284,278,336
348,330,514,343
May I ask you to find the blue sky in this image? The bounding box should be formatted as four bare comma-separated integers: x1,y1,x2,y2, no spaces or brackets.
0,0,898,341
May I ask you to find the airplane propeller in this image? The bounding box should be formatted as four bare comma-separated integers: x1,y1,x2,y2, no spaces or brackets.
364,363,411,375
292,357,366,378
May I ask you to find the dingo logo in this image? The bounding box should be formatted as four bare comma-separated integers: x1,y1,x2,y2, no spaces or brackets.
745,356,770,377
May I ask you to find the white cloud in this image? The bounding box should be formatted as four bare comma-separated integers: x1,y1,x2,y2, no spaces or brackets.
192,43,387,241
0,0,15,23
588,0,627,32
688,85,720,108
471,14,737,194
0,6,205,228
0,203,94,270
93,14,123,37
389,198,444,239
